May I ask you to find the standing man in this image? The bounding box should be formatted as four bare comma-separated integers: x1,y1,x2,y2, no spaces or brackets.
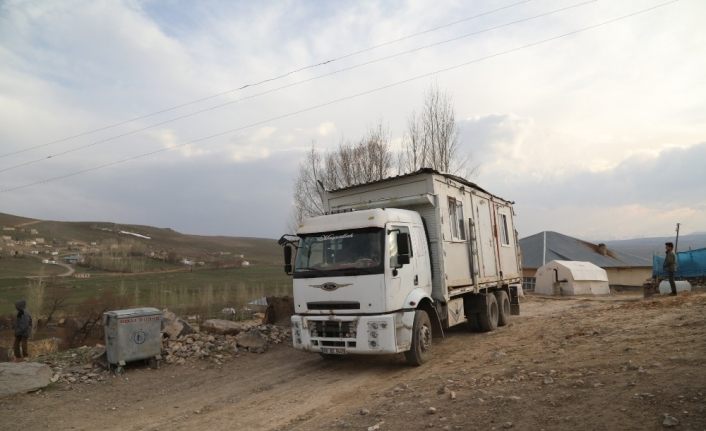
13,299,32,361
663,242,677,296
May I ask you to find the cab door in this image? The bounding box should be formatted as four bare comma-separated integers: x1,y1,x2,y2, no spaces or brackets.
387,225,416,309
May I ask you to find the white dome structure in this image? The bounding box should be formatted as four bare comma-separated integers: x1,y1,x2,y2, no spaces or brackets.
535,260,610,296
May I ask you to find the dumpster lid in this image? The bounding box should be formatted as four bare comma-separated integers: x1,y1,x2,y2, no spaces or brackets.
105,307,162,318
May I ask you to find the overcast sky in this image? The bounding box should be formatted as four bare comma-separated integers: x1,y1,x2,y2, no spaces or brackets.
1,0,704,240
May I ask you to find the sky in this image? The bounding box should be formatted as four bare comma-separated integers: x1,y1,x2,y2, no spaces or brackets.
0,0,704,240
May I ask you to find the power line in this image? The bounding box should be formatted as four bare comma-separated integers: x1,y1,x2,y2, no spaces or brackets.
0,0,596,175
0,0,679,194
0,0,533,160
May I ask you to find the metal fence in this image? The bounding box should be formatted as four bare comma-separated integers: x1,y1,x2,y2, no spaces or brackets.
652,247,706,278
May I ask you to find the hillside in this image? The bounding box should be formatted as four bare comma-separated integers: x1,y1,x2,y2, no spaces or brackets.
0,211,282,265
603,233,706,260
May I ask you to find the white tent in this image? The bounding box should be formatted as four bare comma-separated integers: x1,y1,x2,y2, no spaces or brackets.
535,260,610,296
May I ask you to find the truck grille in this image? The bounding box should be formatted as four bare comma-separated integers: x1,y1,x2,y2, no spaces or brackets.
309,320,355,338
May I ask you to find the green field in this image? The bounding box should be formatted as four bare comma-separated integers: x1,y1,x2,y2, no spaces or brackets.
0,265,292,317
0,256,66,278
0,211,293,318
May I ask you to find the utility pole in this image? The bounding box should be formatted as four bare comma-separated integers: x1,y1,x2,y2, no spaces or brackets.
675,223,680,253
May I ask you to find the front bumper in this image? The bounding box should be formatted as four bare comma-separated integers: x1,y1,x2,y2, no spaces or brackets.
291,312,414,355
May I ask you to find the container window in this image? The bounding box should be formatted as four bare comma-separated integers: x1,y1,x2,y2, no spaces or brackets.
448,198,466,240
500,213,510,246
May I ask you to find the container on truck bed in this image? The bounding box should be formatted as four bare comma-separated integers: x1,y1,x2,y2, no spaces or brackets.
280,168,521,365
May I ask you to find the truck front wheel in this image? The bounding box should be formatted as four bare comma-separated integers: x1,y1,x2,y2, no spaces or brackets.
405,310,432,366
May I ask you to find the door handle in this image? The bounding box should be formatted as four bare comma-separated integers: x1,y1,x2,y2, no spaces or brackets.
414,275,419,286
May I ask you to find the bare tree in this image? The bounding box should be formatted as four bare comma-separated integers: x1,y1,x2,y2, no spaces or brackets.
292,122,393,224
292,146,328,225
400,84,462,174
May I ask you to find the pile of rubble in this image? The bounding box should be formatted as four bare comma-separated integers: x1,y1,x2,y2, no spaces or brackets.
38,345,110,385
27,311,292,386
163,322,291,365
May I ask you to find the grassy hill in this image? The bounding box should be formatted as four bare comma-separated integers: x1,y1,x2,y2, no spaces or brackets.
0,212,291,316
0,212,283,266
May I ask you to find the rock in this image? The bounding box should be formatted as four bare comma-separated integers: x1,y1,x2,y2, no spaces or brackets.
236,328,268,351
0,345,10,362
449,391,456,400
437,385,450,395
503,422,514,429
427,407,437,415
662,414,679,427
263,296,294,325
162,310,195,339
491,350,507,360
201,319,252,336
543,377,554,385
360,408,370,416
0,362,53,397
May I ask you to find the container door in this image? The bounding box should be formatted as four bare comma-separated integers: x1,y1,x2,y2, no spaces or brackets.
475,198,497,279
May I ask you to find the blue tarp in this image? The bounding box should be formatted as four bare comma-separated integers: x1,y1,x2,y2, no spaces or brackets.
653,247,706,278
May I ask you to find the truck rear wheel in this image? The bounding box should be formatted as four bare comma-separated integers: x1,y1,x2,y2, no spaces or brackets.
405,310,432,366
478,293,499,332
495,290,511,326
466,312,481,332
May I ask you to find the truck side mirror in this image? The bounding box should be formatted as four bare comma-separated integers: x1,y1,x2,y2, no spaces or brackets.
283,246,293,274
396,233,410,266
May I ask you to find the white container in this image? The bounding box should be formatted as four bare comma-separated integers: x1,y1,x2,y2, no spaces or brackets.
104,307,162,368
658,280,692,295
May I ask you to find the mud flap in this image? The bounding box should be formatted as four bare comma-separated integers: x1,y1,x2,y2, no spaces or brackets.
509,285,521,315
429,302,446,340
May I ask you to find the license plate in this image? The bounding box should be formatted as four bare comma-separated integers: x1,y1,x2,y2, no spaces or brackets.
321,347,345,355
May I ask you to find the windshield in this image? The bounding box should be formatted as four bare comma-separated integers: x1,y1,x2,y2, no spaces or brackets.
294,228,384,278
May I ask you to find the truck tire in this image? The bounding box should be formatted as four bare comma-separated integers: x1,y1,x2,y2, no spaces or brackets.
405,310,432,366
495,290,511,327
478,293,499,332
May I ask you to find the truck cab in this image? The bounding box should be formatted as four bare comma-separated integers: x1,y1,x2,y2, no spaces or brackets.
287,208,435,364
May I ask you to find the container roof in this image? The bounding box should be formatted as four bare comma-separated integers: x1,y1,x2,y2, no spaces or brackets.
328,168,512,204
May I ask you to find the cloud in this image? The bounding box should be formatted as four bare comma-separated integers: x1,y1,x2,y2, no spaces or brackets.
1,0,705,240
478,142,706,239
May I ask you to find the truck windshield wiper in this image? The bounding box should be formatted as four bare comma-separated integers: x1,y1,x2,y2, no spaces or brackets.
297,267,323,272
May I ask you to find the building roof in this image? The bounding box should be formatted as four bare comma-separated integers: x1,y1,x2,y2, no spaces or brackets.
520,231,651,269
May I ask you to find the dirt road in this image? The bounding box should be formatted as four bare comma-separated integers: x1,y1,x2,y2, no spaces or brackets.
2,293,705,430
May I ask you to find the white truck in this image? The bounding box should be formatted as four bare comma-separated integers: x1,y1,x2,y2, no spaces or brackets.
280,168,522,365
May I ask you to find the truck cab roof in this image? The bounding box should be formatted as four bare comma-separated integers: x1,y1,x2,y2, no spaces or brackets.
297,208,421,235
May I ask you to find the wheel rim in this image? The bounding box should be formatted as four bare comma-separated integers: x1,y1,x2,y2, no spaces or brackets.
419,324,432,352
